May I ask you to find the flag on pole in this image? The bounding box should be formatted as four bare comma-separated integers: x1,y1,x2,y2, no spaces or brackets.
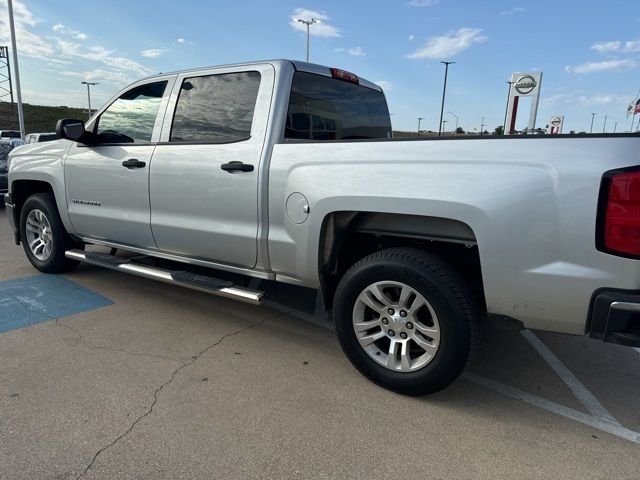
627,98,638,118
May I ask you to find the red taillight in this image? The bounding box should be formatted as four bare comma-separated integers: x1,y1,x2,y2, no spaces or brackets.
602,170,640,257
330,68,359,84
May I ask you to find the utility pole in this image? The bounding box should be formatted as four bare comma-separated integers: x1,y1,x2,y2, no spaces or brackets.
417,117,423,136
7,0,25,139
589,113,597,134
613,122,617,133
295,18,320,62
480,117,485,136
438,61,455,137
447,111,459,135
503,81,514,134
602,115,608,133
81,81,98,118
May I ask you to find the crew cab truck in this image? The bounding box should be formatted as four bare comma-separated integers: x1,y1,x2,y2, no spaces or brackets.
5,60,640,395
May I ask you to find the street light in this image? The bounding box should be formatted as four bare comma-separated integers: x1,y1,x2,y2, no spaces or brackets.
447,111,459,135
480,117,485,136
590,113,598,133
417,117,424,136
602,115,608,133
295,18,320,63
6,0,25,139
438,61,455,137
81,81,98,118
613,122,618,134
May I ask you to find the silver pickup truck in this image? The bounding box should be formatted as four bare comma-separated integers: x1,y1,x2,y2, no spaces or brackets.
5,59,640,395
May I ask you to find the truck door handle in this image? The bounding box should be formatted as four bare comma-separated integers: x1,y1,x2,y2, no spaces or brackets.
122,159,146,169
221,161,254,173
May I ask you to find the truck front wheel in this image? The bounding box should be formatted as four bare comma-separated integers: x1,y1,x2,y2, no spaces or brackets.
20,193,80,273
333,248,479,395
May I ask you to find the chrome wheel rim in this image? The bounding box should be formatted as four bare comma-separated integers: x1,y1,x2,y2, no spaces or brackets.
25,209,53,261
352,281,441,372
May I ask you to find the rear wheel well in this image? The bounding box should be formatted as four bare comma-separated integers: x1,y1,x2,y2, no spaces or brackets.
318,212,485,312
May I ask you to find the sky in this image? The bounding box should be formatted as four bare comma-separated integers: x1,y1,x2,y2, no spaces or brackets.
1,0,639,133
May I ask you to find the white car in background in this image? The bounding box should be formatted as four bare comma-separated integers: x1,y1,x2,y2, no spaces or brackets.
24,133,58,144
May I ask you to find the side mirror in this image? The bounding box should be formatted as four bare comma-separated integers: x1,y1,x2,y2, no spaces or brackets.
56,119,87,142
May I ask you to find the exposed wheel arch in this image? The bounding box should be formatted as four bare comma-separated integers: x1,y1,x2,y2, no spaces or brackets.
317,211,484,312
10,180,55,244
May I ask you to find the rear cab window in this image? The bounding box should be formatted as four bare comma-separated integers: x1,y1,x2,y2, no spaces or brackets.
285,71,392,141
170,71,261,144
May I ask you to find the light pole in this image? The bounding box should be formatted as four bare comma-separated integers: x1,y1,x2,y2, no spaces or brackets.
417,117,424,136
602,115,608,133
447,111,459,135
7,0,25,139
81,81,98,118
295,18,320,62
613,122,617,133
589,113,597,134
503,81,514,134
438,61,455,137
480,117,485,136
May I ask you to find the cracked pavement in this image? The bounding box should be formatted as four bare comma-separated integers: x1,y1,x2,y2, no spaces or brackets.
2,208,640,480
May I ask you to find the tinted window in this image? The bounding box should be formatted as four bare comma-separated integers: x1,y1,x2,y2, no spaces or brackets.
0,131,21,138
170,71,261,143
285,72,392,141
96,81,167,144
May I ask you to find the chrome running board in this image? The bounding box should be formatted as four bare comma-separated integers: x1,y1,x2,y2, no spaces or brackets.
65,249,265,306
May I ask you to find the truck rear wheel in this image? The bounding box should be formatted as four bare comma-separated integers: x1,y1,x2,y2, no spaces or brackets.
20,193,80,273
333,248,478,395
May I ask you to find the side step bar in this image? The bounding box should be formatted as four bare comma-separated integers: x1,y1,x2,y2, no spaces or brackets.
65,249,265,306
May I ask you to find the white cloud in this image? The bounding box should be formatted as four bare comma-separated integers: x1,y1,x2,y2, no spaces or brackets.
60,68,131,84
577,94,630,107
499,7,525,15
407,0,439,6
408,34,415,41
177,38,186,43
348,46,366,56
0,0,54,58
290,9,341,38
590,39,640,53
140,48,168,58
51,23,88,40
406,28,487,59
565,59,637,74
374,80,394,91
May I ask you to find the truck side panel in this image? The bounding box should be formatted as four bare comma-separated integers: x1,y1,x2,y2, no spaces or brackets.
267,136,640,334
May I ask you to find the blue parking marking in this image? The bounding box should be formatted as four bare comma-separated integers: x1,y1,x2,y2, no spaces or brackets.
0,275,113,333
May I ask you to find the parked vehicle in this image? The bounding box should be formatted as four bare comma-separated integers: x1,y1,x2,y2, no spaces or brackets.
24,132,57,144
0,130,21,139
0,138,25,197
4,60,640,394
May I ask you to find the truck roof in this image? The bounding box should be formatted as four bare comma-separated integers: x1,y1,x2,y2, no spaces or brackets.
142,59,383,92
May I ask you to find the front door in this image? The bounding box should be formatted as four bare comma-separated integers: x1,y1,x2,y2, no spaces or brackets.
65,79,172,249
150,66,273,268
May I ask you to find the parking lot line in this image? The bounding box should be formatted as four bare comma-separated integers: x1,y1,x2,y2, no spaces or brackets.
521,329,621,425
463,372,640,444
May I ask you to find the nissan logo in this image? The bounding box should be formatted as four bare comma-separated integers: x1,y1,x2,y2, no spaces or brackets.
514,75,537,95
551,116,562,126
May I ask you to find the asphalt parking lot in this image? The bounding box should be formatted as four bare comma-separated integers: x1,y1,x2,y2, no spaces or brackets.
1,207,640,480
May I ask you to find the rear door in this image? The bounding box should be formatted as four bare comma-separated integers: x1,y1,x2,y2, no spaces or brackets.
149,64,274,268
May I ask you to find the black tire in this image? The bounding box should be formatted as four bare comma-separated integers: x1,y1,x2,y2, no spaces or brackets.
20,193,80,273
333,247,479,396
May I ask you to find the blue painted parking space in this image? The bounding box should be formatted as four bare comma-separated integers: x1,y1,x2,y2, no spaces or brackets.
0,275,113,333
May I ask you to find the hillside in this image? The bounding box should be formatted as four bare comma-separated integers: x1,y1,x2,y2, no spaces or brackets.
0,103,87,134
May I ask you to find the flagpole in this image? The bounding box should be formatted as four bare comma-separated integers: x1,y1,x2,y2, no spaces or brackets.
630,89,640,132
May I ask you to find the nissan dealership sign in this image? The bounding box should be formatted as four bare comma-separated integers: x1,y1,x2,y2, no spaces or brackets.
514,75,537,95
